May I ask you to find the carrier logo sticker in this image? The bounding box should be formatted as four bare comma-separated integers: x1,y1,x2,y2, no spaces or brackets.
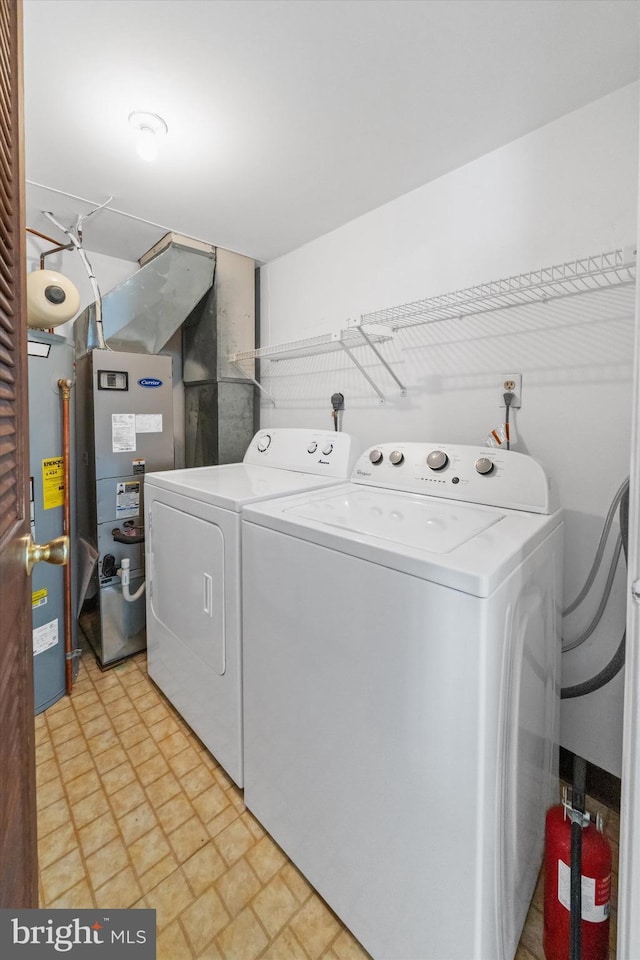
138,378,163,388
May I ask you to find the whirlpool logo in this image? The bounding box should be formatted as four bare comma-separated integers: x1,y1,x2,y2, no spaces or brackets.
137,377,163,388
0,909,156,956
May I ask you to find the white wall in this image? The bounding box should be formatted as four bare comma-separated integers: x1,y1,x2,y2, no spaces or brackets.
258,82,640,777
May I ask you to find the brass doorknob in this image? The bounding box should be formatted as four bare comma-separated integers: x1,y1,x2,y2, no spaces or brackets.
24,535,69,576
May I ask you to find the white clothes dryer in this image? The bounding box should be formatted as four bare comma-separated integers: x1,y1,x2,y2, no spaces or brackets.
242,442,563,960
144,428,359,787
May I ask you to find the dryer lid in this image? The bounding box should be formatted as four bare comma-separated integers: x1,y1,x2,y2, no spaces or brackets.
144,463,345,510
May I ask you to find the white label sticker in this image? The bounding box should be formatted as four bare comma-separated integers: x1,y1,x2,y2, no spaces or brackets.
27,340,51,358
135,413,163,434
33,619,58,656
116,481,141,519
558,859,610,922
112,413,137,452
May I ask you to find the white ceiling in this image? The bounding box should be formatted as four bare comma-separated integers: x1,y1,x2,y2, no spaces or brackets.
23,0,640,265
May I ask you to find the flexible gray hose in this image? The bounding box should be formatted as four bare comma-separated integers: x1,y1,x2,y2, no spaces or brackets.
562,534,623,652
562,484,629,699
563,476,629,616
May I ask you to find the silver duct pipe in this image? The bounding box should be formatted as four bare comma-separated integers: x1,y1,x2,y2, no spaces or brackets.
75,233,216,357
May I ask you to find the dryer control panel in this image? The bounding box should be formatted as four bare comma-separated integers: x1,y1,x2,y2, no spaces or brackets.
352,442,557,514
244,428,358,478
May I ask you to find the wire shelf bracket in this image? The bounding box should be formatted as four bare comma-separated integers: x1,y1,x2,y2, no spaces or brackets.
227,323,404,404
226,362,276,406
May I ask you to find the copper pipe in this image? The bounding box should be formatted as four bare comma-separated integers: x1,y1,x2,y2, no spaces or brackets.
39,244,72,270
58,378,74,695
26,226,64,245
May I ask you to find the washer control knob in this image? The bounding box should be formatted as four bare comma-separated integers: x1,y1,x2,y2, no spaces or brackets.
256,433,271,452
475,457,494,476
369,449,383,464
307,442,318,454
427,450,448,471
389,450,404,466
322,443,333,456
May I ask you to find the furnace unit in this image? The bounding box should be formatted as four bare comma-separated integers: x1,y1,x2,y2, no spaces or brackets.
76,349,174,667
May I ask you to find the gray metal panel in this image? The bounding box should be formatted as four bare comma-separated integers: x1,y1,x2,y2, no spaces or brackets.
217,380,256,465
91,351,174,478
81,579,146,666
182,285,217,386
184,381,217,468
183,249,256,468
215,248,255,381
183,380,256,468
96,475,142,524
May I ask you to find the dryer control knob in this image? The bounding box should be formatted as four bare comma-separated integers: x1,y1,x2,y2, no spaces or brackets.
369,449,383,464
389,450,404,465
307,442,318,453
475,457,494,475
322,443,333,456
256,434,272,452
427,450,448,471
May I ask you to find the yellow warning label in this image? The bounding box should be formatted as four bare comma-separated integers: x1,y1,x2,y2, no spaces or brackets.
42,457,65,510
32,588,48,608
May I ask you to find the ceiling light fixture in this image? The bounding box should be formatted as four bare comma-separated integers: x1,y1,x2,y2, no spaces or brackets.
128,111,168,162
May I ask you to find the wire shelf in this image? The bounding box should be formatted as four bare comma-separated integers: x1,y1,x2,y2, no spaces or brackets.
227,325,392,363
360,247,636,330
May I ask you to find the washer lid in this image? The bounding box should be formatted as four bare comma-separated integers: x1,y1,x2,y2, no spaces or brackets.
286,487,503,553
244,484,562,596
144,463,346,511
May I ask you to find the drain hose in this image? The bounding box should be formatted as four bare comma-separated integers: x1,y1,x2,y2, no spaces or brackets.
562,484,629,700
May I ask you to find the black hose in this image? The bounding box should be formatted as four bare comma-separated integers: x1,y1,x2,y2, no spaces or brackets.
570,756,587,960
561,634,626,699
561,484,629,699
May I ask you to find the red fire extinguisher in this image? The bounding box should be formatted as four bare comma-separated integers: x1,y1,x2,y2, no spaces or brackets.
543,798,612,960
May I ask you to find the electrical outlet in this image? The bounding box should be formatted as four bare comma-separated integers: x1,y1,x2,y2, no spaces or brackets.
499,373,522,408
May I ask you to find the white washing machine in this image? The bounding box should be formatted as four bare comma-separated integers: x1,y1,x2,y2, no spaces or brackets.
242,442,563,960
144,428,359,787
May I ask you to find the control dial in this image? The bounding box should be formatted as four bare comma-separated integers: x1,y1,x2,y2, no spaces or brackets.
389,450,404,465
322,443,333,456
256,433,272,452
475,457,494,476
427,450,448,471
307,442,318,454
369,449,383,464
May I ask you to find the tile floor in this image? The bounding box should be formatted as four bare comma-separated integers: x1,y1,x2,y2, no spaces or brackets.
35,649,620,960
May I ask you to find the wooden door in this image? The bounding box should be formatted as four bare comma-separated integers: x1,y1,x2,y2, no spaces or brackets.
0,0,37,908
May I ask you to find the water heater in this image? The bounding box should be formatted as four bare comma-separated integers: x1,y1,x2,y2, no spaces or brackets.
76,349,174,668
28,330,77,712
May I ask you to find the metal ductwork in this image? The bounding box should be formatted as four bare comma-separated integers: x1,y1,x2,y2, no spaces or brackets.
74,231,256,470
183,247,257,467
75,233,216,357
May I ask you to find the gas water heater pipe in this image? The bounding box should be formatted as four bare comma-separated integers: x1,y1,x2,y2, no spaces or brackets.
57,377,74,694
118,558,146,602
